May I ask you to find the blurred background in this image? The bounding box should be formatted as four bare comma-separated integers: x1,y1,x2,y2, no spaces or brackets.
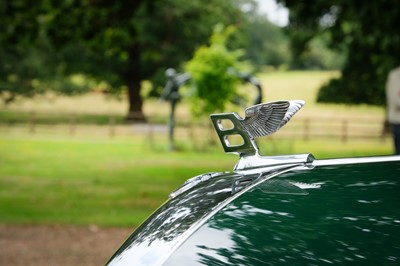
0,0,399,265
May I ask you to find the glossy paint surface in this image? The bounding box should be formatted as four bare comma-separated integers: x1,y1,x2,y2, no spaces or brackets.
107,164,305,265
165,161,400,265
107,171,242,265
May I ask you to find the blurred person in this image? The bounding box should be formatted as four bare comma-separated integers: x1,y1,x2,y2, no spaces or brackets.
386,65,400,154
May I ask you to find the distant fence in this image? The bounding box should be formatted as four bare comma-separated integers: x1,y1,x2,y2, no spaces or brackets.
0,111,390,143
278,116,388,142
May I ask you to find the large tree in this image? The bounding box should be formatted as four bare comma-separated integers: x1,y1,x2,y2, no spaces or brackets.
278,0,400,105
0,0,244,121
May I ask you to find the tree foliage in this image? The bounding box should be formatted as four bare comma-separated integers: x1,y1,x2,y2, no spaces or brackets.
3,0,349,118
230,1,342,71
185,25,249,116
238,4,291,69
0,0,244,120
278,0,400,105
0,1,66,103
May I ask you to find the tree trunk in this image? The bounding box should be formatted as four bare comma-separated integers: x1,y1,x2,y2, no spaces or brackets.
126,78,146,122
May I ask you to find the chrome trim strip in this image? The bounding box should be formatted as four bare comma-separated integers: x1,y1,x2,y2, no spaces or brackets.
234,153,315,171
313,155,400,166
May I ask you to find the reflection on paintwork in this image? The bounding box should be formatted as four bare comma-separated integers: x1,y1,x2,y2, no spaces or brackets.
357,200,381,203
166,161,400,265
107,162,306,265
107,171,242,265
164,225,237,265
346,181,397,187
223,203,294,219
257,179,310,195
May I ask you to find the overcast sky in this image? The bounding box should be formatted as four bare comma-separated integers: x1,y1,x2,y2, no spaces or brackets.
255,0,289,27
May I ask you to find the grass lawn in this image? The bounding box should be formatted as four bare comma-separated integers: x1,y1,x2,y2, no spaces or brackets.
0,135,237,227
0,132,393,227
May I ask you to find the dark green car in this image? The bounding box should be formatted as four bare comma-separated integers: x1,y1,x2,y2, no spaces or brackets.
107,101,400,265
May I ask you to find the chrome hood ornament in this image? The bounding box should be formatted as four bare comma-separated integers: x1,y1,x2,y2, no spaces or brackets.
242,100,304,138
211,100,304,156
210,100,313,171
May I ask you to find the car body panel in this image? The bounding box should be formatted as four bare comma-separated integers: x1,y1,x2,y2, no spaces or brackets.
165,160,400,265
107,157,400,265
